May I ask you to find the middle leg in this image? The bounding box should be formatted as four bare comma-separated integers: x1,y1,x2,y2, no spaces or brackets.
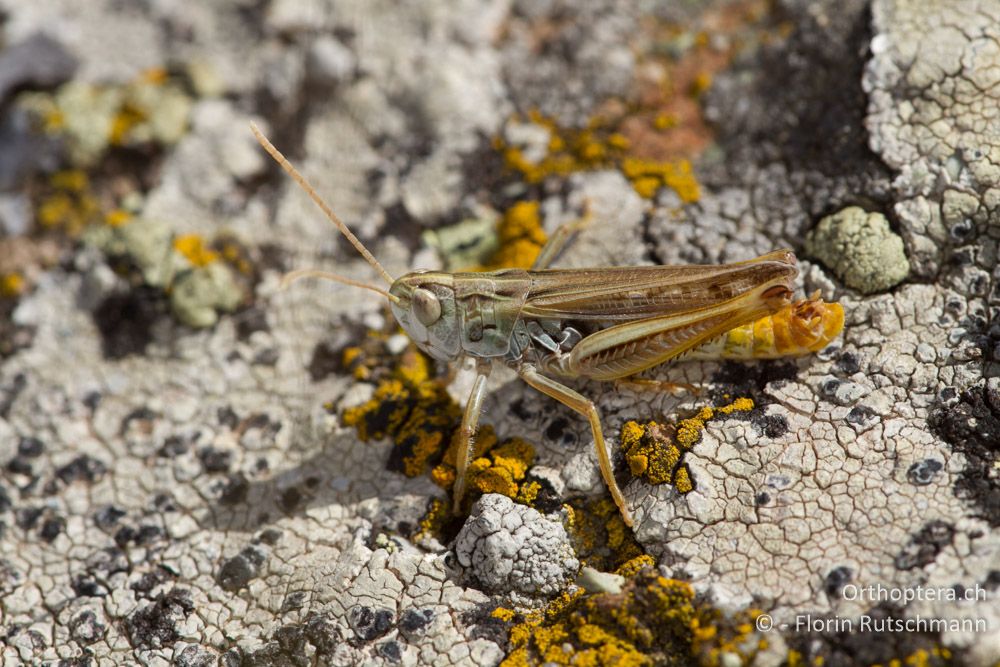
518,364,634,527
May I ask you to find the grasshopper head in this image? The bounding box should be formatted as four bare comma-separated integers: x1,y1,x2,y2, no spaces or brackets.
389,271,462,361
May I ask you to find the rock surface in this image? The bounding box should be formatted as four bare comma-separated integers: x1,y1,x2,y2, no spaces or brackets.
0,0,998,665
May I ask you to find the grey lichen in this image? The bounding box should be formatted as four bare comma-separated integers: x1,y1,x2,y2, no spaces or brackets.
805,206,910,294
454,494,579,598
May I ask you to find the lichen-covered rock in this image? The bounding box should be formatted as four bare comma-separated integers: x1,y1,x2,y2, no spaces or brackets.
3,0,1000,665
455,494,579,597
805,206,910,294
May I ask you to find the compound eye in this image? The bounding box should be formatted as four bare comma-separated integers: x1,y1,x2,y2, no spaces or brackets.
412,288,442,326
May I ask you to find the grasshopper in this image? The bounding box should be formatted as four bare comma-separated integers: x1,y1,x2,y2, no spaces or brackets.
252,124,817,527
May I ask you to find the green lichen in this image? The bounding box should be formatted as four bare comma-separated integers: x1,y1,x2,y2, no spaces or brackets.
805,206,910,294
20,69,192,167
422,216,500,271
169,261,242,328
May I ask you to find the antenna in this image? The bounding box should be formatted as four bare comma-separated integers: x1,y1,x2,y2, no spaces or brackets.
280,268,400,304
251,123,395,286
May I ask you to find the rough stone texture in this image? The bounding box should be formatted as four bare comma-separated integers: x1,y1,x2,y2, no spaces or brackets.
455,494,579,598
1,0,999,666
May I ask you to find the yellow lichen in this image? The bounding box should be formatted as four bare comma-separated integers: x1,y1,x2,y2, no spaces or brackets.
340,342,462,480
36,171,102,236
616,555,655,578
1,273,25,298
565,497,645,574
478,201,548,271
433,428,537,509
621,397,753,495
673,465,693,494
104,209,132,228
495,110,702,202
492,607,517,622
499,570,699,667
413,497,450,542
676,397,754,449
173,234,219,268
109,101,148,145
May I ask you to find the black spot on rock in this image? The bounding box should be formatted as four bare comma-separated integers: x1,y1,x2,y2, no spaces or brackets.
15,506,42,530
544,416,570,442
158,435,189,458
824,566,853,597
123,588,194,649
846,405,876,425
219,473,249,505
894,521,955,570
71,573,108,598
906,459,943,486
131,569,171,595
6,457,31,475
348,605,394,641
398,608,434,640
174,645,216,667
152,493,176,512
378,640,402,663
278,486,303,512
198,447,233,473
460,603,510,646
0,373,27,419
928,384,1000,526
39,515,65,542
752,412,788,438
710,361,798,401
985,570,1000,591
509,398,534,421
82,391,102,411
0,485,11,513
219,648,243,667
114,524,163,548
755,492,771,506
217,545,268,592
308,341,342,381
834,351,861,375
304,612,342,653
17,436,43,458
521,474,562,515
235,305,270,340
93,287,166,359
68,610,105,644
56,455,108,485
255,528,283,545
217,406,239,429
280,591,307,613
